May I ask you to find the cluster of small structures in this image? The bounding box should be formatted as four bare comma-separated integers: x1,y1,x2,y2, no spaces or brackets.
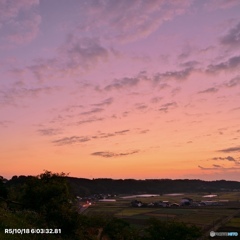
131,197,226,208
77,193,116,202
76,193,228,213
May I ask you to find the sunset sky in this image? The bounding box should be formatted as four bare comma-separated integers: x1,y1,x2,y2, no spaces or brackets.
1,0,240,180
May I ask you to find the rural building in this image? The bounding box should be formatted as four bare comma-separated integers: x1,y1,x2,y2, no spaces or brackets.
180,198,193,206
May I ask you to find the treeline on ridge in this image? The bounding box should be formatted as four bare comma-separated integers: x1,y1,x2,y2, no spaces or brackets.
66,177,240,196
4,175,240,197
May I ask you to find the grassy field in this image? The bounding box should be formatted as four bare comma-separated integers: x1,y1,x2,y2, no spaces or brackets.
85,192,240,232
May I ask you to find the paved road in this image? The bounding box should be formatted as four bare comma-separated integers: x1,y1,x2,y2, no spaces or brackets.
78,203,90,214
198,209,240,240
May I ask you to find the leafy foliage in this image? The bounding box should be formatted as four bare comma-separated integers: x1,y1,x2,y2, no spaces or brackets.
0,176,8,199
143,218,202,240
101,217,140,240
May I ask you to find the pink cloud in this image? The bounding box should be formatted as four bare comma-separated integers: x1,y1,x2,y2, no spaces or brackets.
77,0,193,43
59,35,108,70
7,13,41,44
205,0,240,10
0,0,41,46
24,35,109,82
0,0,39,22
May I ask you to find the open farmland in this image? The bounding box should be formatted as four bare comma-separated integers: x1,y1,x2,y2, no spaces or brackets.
84,192,240,233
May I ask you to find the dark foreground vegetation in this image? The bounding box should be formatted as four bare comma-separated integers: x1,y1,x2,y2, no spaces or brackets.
0,171,204,239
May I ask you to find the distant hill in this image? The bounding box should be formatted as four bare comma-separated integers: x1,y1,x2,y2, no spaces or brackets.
65,177,240,197
5,175,240,197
